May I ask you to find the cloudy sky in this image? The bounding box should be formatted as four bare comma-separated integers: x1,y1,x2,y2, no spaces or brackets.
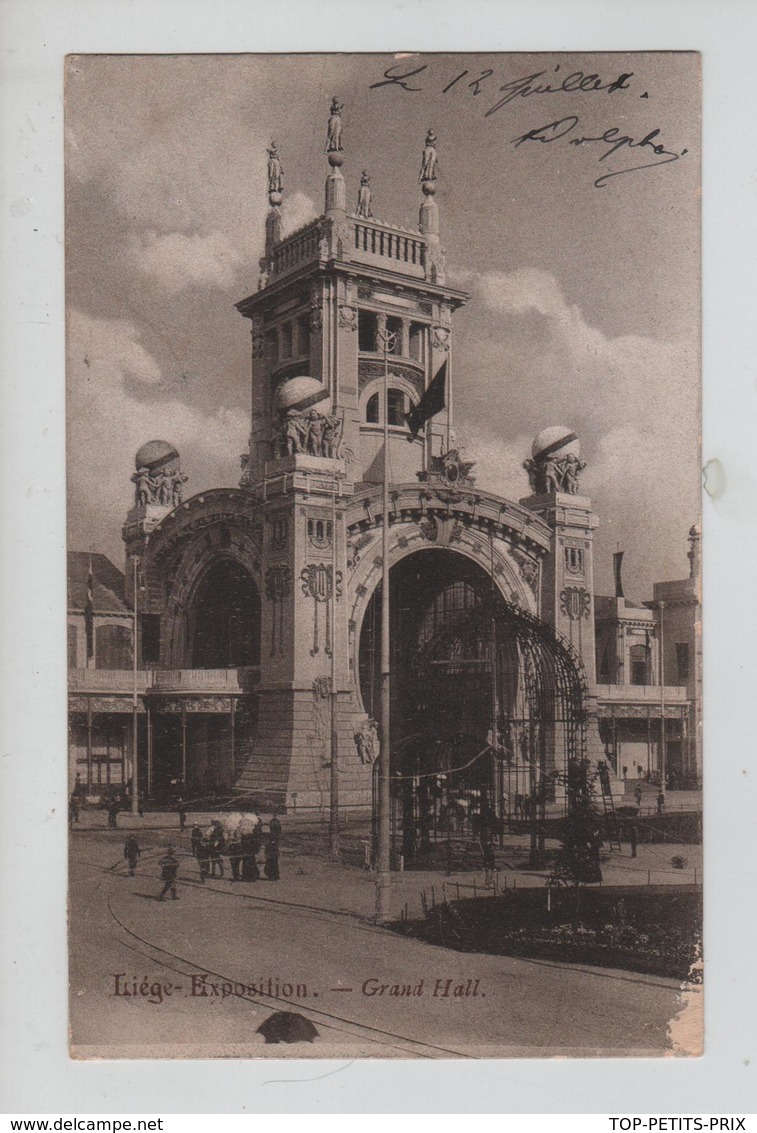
66,52,700,599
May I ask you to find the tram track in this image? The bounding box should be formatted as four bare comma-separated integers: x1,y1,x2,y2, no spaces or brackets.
105,897,474,1059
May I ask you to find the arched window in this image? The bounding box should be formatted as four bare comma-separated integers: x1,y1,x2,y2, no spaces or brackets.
387,387,408,425
364,387,412,427
366,392,379,423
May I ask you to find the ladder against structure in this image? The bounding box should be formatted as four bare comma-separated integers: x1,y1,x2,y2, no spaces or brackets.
597,760,622,853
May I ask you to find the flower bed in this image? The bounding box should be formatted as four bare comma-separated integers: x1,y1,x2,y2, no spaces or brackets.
391,885,701,982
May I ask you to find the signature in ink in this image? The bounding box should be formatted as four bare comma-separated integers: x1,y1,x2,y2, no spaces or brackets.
511,115,688,187
369,63,635,113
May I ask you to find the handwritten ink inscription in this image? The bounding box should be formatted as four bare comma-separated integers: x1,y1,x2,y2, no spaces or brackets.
369,61,688,189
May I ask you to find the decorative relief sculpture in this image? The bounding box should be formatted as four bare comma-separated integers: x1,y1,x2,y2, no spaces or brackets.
346,531,373,571
560,586,591,621
430,325,450,351
251,333,264,359
239,453,254,490
419,129,438,183
523,452,587,495
276,408,344,459
131,466,188,508
418,515,438,543
427,449,475,486
356,170,373,218
300,563,343,656
325,97,344,154
265,564,291,657
338,304,357,331
309,305,323,331
354,717,379,764
511,546,540,594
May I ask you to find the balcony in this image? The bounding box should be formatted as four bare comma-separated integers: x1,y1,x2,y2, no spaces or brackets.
150,668,260,694
69,667,260,696
595,684,689,703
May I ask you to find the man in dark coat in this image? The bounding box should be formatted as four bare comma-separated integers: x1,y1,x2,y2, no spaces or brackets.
227,834,242,881
124,834,141,875
196,835,211,884
157,846,179,900
106,797,120,829
190,822,203,858
264,816,282,882
209,821,225,878
177,798,187,832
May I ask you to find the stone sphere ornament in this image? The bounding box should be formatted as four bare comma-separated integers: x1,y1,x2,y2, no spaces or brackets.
531,426,580,463
269,191,283,207
327,151,344,168
135,439,180,473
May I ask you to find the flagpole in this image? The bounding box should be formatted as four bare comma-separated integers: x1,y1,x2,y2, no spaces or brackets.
131,554,140,817
376,325,394,923
329,487,340,858
446,331,452,454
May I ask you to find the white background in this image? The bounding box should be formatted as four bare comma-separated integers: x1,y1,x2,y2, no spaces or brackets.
1,0,755,1115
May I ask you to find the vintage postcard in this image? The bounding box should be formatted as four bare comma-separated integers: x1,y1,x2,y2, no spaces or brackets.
66,51,701,1059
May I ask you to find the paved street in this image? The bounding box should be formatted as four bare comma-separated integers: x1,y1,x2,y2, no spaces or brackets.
69,817,696,1059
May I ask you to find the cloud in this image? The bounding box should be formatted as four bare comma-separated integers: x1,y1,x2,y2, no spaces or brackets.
68,310,248,564
280,192,319,238
127,230,245,294
453,268,700,595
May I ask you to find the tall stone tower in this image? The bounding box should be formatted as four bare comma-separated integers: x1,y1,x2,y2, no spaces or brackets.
234,102,467,808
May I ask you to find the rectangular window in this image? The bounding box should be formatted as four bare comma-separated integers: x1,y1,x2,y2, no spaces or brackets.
68,623,78,670
280,322,293,358
387,387,407,426
676,642,690,682
386,315,403,355
409,322,424,362
358,310,377,352
297,316,310,357
141,614,161,665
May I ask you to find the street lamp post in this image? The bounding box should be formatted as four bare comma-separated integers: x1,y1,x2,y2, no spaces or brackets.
329,488,340,858
131,554,140,816
659,599,666,796
376,325,396,924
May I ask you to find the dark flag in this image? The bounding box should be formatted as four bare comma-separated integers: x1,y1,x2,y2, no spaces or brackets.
85,553,94,660
613,551,624,599
405,360,446,440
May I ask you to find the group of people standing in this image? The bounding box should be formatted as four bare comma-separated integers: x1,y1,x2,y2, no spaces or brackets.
190,814,282,884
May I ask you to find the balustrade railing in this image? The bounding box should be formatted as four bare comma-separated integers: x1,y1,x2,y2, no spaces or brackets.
353,219,425,268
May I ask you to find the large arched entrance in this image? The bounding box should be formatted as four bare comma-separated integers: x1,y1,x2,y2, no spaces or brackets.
190,558,261,668
358,549,587,859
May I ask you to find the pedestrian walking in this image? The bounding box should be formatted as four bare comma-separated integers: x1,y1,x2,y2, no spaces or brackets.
227,834,242,881
177,798,187,832
106,797,120,829
208,820,225,878
264,817,281,882
634,784,643,809
68,794,80,828
629,823,638,859
123,833,141,876
656,790,665,815
196,834,211,884
190,822,203,858
478,817,497,889
157,845,180,901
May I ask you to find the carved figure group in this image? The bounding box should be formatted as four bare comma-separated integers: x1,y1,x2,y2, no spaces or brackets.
419,129,438,182
131,466,188,508
354,718,379,765
267,141,283,196
278,409,343,459
356,170,373,218
523,452,586,495
326,97,344,154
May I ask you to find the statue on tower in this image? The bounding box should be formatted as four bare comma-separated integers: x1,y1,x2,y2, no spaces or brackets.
325,97,344,155
419,128,438,183
267,141,283,199
356,170,373,218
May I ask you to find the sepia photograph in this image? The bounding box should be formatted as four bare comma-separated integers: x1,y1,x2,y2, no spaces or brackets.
65,50,702,1059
